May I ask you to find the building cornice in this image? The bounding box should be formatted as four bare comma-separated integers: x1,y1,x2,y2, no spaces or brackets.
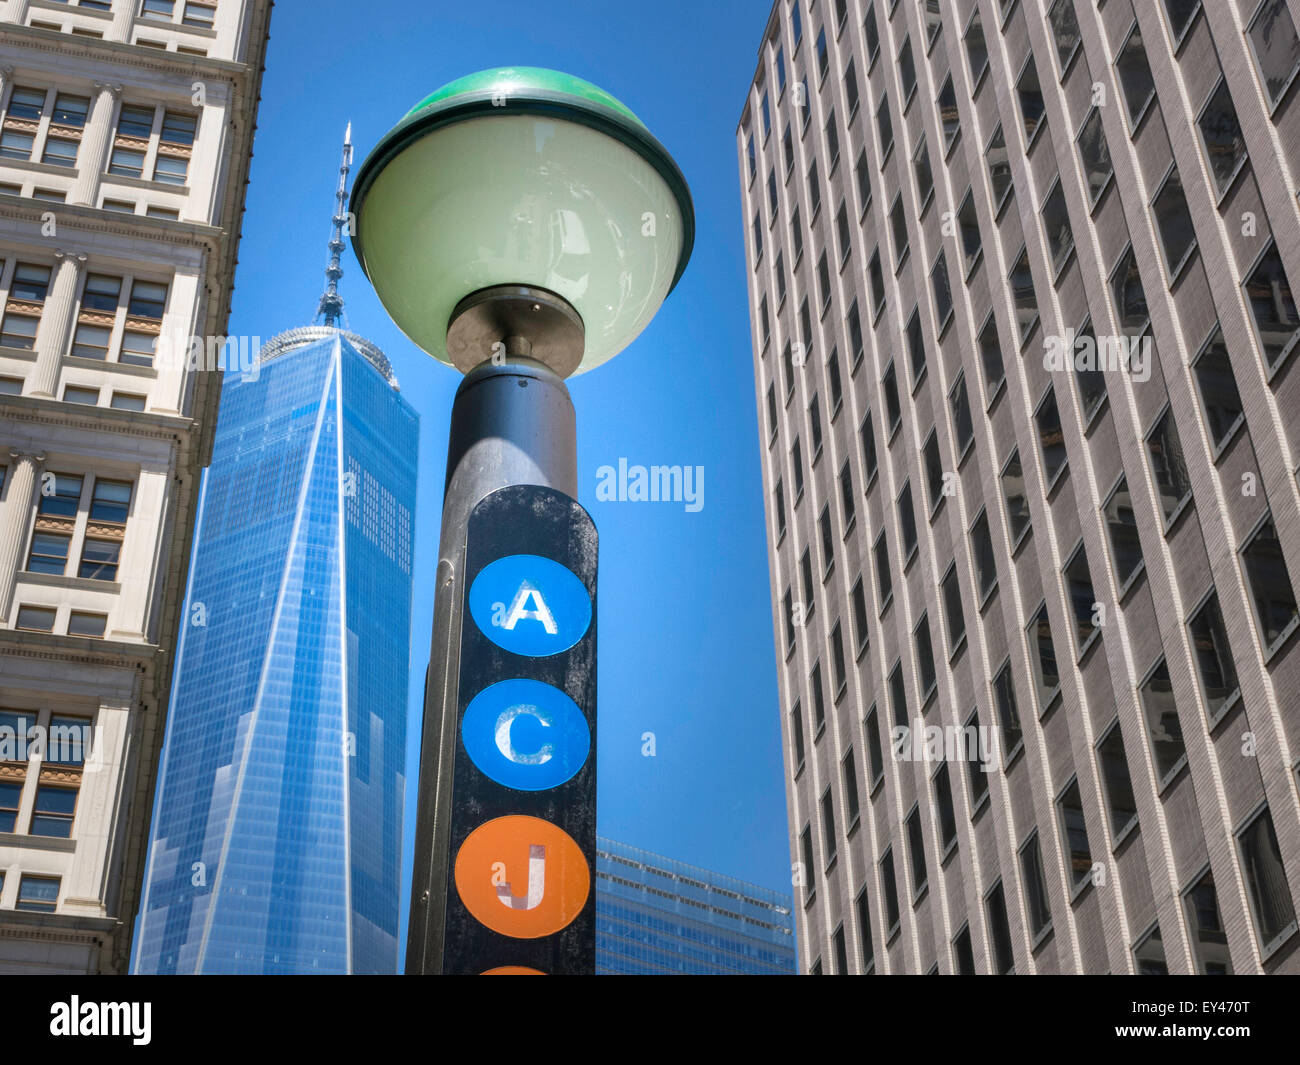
0,629,160,673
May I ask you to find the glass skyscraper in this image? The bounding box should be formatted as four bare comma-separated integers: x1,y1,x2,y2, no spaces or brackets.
595,837,796,974
132,131,419,975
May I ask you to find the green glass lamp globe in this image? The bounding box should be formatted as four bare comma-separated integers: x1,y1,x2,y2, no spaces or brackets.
350,67,695,376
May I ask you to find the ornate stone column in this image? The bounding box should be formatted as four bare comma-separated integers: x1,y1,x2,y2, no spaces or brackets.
69,83,122,207
109,0,135,42
26,250,86,399
0,449,45,623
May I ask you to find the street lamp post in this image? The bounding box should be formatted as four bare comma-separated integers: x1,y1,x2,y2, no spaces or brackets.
351,67,693,974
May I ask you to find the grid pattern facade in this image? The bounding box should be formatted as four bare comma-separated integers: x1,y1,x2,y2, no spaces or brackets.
739,0,1300,974
132,333,417,974
595,836,796,974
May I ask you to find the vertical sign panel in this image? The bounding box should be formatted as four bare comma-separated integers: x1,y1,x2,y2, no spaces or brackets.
442,484,597,974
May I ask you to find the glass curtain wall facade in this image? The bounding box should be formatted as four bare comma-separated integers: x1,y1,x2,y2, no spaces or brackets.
132,331,417,974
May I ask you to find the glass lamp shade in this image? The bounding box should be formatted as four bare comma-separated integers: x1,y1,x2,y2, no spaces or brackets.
350,67,694,375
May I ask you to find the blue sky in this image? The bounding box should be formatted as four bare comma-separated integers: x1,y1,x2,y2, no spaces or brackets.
224,0,787,933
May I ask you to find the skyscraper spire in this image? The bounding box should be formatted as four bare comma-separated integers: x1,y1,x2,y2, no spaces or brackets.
315,122,353,328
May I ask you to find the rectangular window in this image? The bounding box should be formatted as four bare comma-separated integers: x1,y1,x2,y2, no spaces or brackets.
897,481,917,560
1192,325,1244,449
857,888,875,970
957,191,981,275
810,393,823,455
1027,602,1059,709
1117,22,1156,127
843,748,860,825
1198,78,1247,195
1111,246,1148,333
953,925,976,974
1146,409,1190,522
855,150,871,209
774,479,786,538
1103,477,1143,587
874,530,892,606
819,505,834,576
839,460,855,529
883,362,901,433
1188,591,1239,722
1017,58,1045,142
868,249,885,315
1058,778,1092,890
800,825,815,904
82,272,123,312
851,577,869,653
1238,806,1297,951
155,154,191,186
906,805,927,897
1134,924,1168,974
39,473,83,518
1077,108,1112,205
992,660,1022,754
831,621,847,696
860,408,877,480
0,781,20,833
811,661,826,734
799,549,812,618
970,510,997,600
1244,241,1299,369
923,430,944,511
766,383,778,441
937,75,959,151
26,531,70,576
933,764,957,851
821,789,837,866
986,881,1015,973
833,925,848,974
1098,722,1139,836
41,137,78,168
783,589,796,651
1247,0,1300,107
863,3,879,61
90,478,131,523
791,702,805,770
1048,0,1081,70
12,261,52,302
0,129,35,161
42,94,83,127
931,250,953,331
111,392,147,412
966,709,989,810
880,849,900,933
7,86,47,121
108,145,145,179
950,372,973,454
1020,832,1053,937
941,565,965,654
845,58,859,115
1184,869,1233,975
817,251,831,310
1139,659,1187,782
68,612,107,638
876,94,893,158
899,37,916,101
825,113,840,169
828,348,842,412
986,124,1012,211
913,137,932,206
1010,246,1038,343
1041,181,1073,273
1153,167,1197,279
16,874,59,912
1064,544,1096,649
889,660,906,728
915,613,936,701
1036,387,1066,486
30,785,76,838
78,538,121,581
16,606,57,632
1001,449,1030,546
117,103,156,139
182,1,216,28
807,159,820,216
1241,512,1299,649
815,27,828,79
847,299,863,364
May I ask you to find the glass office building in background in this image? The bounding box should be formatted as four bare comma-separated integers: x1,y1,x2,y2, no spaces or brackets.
596,837,796,974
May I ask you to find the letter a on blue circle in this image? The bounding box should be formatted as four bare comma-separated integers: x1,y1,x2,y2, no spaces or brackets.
468,553,592,656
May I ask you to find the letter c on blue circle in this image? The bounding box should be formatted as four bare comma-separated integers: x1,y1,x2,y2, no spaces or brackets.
461,678,590,791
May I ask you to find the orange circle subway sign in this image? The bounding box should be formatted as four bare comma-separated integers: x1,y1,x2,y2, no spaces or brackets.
453,816,590,939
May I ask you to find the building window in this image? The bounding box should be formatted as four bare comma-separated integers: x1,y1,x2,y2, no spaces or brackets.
950,372,973,455
111,391,147,412
897,481,917,560
957,190,981,275
182,1,216,28
863,3,879,61
1247,0,1300,107
1076,108,1112,205
986,881,1015,973
966,709,989,811
791,436,803,499
746,135,755,181
783,588,796,651
856,887,875,971
842,747,860,825
16,874,59,912
906,805,927,899
923,430,944,512
847,299,863,364
831,621,847,697
889,660,906,728
868,249,885,316
761,92,771,141
865,704,884,787
1133,924,1168,975
1001,448,1030,546
790,701,805,772
1191,325,1244,450
1146,408,1191,522
832,924,848,974
992,659,1022,755
934,763,957,852
1198,78,1247,196
1103,477,1143,588
1027,602,1060,710
1237,805,1297,953
766,169,778,220
914,613,936,701
1164,0,1201,42
824,111,839,171
62,385,99,406
1153,166,1197,280
851,576,869,653
876,93,893,159
820,788,837,867
791,1,802,47
816,249,829,309
1184,869,1233,975
1116,22,1157,129
1020,831,1053,938
882,361,901,434
30,785,77,838
931,249,953,331
844,58,859,115
839,460,855,529
799,548,813,617
937,76,959,151
1057,778,1092,891
899,36,916,101
860,409,877,480
1048,0,1081,71
1010,246,1039,343
1041,181,1074,274
1188,590,1239,723
874,530,892,607
807,157,820,216
970,509,997,601
912,136,932,208
1036,387,1067,487
880,848,900,935
1,262,52,350
800,824,815,904
890,195,909,267
1073,319,1106,421
1017,57,1045,142
819,504,834,576
773,479,786,540
27,530,70,576
140,0,175,19
1241,512,1299,650
1244,240,1299,370
68,612,107,638
1097,721,1139,836
16,605,56,632
827,347,843,412
1063,544,1096,650
953,924,976,974
810,393,823,456
941,564,965,655
1111,245,1148,333
0,780,20,832
815,26,828,80
1138,659,1187,783
986,123,1013,211
855,149,871,210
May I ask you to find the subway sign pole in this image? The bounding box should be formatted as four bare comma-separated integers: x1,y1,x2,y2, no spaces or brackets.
349,68,694,974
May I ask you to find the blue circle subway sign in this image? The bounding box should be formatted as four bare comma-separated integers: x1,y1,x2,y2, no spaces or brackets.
468,553,592,656
461,678,591,791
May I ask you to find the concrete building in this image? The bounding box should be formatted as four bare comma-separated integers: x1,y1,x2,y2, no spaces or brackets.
738,0,1300,973
0,0,271,973
595,836,796,974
